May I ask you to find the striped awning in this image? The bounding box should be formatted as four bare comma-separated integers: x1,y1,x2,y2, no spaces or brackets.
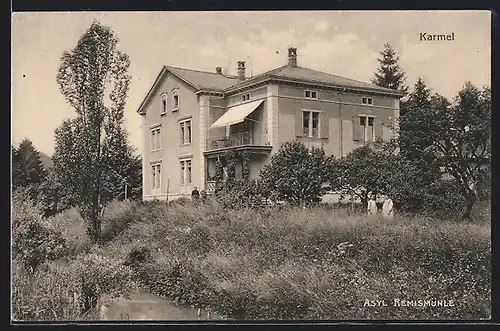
211,100,264,129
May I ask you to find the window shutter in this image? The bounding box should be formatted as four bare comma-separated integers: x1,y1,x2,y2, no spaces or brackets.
295,110,303,137
375,118,383,140
352,116,361,141
320,112,329,139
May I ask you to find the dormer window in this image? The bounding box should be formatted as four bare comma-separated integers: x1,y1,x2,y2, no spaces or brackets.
172,88,179,112
305,90,318,99
160,93,167,115
242,93,250,101
362,97,373,105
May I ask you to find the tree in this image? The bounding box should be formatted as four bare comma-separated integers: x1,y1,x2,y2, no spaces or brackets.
337,145,394,206
54,20,132,243
398,78,443,181
371,42,408,94
425,82,491,220
382,155,465,218
37,168,74,217
13,139,46,189
259,141,336,206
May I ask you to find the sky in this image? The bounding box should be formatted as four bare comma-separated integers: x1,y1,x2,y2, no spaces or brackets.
11,10,491,156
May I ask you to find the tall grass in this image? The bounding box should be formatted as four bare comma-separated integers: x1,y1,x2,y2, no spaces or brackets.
99,200,491,320
11,193,490,321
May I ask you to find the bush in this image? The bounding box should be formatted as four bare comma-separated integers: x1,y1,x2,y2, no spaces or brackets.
259,141,337,206
49,208,91,257
36,168,74,217
124,245,152,268
12,188,44,231
67,253,137,313
100,200,140,242
12,191,67,271
215,179,264,209
12,218,67,272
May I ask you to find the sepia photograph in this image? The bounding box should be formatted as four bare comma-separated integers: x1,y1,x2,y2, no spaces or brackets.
11,10,491,322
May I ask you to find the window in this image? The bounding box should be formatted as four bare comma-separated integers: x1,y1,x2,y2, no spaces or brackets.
179,119,192,145
358,115,375,142
312,112,319,138
302,110,319,138
172,89,179,111
305,90,319,99
160,93,167,115
180,159,192,185
242,93,250,101
302,110,320,138
303,111,310,136
150,127,161,151
151,163,161,189
362,97,373,105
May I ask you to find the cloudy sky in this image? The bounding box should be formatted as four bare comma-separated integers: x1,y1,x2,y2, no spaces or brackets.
12,10,490,156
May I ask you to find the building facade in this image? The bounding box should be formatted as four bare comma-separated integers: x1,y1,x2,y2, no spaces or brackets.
137,47,404,201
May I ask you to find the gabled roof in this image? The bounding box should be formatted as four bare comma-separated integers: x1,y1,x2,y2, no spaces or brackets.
165,65,240,91
137,65,240,114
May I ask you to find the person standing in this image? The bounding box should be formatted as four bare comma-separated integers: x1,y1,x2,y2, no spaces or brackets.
191,186,200,205
367,193,377,216
382,196,394,220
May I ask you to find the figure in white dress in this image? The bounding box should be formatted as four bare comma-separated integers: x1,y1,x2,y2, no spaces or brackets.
382,196,394,219
367,193,377,216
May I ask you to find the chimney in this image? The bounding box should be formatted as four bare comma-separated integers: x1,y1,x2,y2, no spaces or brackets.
215,66,223,75
288,47,297,67
237,61,246,80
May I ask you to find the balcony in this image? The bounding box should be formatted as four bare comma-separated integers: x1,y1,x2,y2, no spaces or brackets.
204,131,272,157
207,131,270,149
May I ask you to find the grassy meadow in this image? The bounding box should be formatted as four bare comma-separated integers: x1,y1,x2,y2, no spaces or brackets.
11,193,491,321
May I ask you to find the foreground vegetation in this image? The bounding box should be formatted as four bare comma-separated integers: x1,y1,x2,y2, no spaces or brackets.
12,190,491,321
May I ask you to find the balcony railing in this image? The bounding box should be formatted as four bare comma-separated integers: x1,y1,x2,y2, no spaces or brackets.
207,131,268,150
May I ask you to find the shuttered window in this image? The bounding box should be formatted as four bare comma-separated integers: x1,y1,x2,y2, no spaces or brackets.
353,115,382,142
300,110,321,138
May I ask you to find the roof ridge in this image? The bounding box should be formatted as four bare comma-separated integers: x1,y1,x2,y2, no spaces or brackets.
293,65,392,91
165,65,240,79
232,64,288,86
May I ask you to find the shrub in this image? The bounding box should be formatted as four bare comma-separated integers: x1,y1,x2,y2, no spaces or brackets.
259,141,337,206
100,200,140,242
36,168,74,217
49,208,91,256
12,188,44,231
12,192,67,271
124,245,152,268
177,224,215,256
67,253,137,313
215,179,265,209
12,218,67,272
167,196,191,206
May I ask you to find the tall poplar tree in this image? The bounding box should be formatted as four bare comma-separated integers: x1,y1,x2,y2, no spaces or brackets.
54,20,132,243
